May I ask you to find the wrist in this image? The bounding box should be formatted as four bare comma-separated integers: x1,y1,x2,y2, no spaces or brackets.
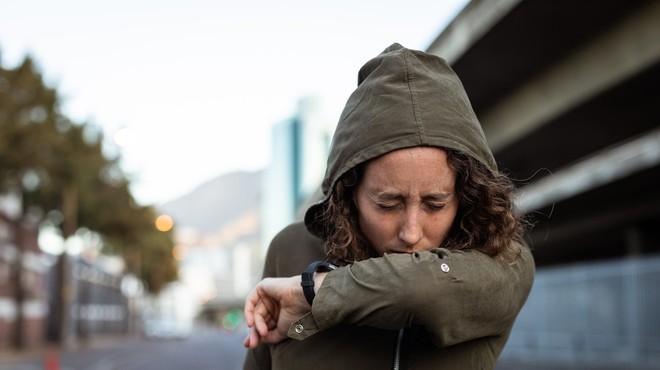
313,271,327,295
300,260,337,306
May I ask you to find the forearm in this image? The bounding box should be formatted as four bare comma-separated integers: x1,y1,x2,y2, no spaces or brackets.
309,246,534,346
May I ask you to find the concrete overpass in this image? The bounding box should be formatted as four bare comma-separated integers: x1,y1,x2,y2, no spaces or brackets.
428,0,660,267
427,0,660,366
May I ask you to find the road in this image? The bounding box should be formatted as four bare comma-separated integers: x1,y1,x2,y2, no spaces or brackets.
4,329,654,370
0,327,248,370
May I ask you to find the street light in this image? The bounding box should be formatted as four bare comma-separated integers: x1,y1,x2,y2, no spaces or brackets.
155,214,174,232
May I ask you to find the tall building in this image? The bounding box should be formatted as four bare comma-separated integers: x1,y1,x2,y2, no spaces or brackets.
260,96,335,257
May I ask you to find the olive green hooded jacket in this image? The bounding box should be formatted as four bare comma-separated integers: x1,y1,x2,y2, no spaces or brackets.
243,43,535,370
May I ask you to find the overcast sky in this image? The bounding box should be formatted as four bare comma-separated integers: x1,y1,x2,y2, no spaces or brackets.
0,0,467,206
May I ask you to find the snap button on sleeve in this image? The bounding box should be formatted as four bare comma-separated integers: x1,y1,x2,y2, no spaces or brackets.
288,312,321,340
440,263,450,272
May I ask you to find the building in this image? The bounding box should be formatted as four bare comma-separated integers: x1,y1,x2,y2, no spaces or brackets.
0,192,48,351
177,220,259,318
1,188,133,351
426,0,660,367
260,96,335,256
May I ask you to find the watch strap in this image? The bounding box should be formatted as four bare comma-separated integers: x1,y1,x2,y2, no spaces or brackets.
301,260,337,306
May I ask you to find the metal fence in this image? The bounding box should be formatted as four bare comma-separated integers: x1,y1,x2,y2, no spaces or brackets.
45,256,128,343
71,259,127,336
501,254,660,367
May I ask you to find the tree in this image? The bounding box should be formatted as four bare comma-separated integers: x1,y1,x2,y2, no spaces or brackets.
0,56,61,349
0,54,177,348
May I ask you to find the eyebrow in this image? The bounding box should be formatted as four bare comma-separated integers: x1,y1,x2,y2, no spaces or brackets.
372,191,454,201
422,193,454,201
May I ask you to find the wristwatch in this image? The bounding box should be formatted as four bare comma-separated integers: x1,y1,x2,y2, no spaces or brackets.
300,260,337,306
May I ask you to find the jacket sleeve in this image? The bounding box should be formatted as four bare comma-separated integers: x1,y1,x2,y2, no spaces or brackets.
290,243,535,348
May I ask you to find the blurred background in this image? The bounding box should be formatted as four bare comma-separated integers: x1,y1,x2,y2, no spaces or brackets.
1,0,659,369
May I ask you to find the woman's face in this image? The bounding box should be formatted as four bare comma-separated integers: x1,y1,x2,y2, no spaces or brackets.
355,146,458,255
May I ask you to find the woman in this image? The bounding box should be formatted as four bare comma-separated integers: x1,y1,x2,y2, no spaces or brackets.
243,43,535,370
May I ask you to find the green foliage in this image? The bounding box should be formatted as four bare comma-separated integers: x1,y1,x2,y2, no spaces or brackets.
0,54,177,293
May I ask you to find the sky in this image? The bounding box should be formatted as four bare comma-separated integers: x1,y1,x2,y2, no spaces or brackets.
0,0,468,206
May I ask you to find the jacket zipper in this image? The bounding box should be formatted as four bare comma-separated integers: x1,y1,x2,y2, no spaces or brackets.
393,328,404,370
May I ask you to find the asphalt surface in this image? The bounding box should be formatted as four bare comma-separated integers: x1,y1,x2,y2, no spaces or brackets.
3,329,655,370
0,326,247,370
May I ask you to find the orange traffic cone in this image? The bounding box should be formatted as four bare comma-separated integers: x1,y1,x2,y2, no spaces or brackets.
44,348,60,370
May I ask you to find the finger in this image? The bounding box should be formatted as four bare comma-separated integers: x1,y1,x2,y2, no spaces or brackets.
244,286,261,327
245,280,276,327
254,314,280,342
260,329,286,345
254,308,271,337
268,318,277,331
246,327,261,349
244,297,258,327
255,298,279,337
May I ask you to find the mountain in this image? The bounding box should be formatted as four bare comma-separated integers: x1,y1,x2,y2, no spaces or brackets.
158,170,263,235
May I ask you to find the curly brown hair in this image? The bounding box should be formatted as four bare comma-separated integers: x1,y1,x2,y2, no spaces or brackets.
319,147,524,265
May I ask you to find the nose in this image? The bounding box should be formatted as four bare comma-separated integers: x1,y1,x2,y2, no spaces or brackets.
398,208,423,248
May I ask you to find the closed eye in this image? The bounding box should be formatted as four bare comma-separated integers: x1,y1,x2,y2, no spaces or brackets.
425,203,446,211
376,202,399,211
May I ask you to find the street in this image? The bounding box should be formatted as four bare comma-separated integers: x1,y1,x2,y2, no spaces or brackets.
3,328,654,370
0,326,247,370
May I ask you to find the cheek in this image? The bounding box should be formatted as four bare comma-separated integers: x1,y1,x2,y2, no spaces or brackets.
358,210,395,252
431,207,458,242
358,209,380,240
431,217,453,241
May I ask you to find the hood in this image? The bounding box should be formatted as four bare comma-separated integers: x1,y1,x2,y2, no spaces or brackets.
304,43,496,238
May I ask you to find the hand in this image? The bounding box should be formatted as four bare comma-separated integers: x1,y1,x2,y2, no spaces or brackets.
243,276,311,348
